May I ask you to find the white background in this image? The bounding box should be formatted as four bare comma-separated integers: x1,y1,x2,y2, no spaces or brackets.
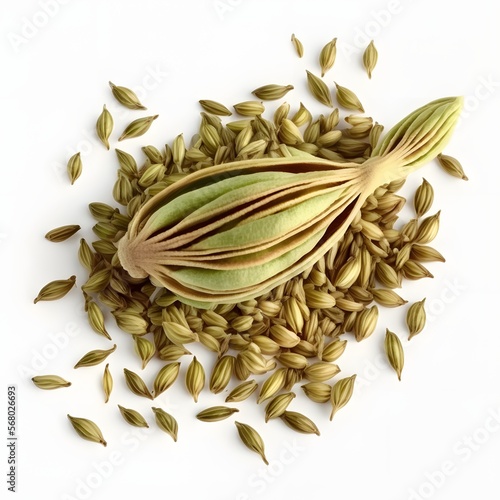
1,1,500,499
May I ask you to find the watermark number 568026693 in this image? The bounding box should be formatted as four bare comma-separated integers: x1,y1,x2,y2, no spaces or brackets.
6,386,17,493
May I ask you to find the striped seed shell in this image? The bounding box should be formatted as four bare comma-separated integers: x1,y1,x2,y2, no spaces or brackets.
384,329,404,380
196,406,239,422
330,374,356,420
185,356,205,402
362,40,378,79
32,375,71,390
67,415,107,446
109,81,146,110
118,405,149,428
280,411,320,435
153,362,180,397
74,344,116,368
265,392,296,422
225,380,258,402
123,368,153,399
152,407,178,441
406,299,426,340
235,421,269,464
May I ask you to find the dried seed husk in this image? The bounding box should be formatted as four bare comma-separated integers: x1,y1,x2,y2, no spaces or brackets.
335,297,365,312
384,329,404,380
199,100,232,116
306,70,333,107
414,178,434,217
291,33,304,58
119,115,158,141
113,174,134,205
138,163,166,188
82,268,111,294
437,153,468,180
235,421,268,464
134,336,155,369
123,368,153,399
319,37,337,77
335,256,361,289
115,149,138,178
265,392,295,422
231,315,254,332
375,261,401,289
304,362,340,382
282,296,304,333
67,415,107,446
280,411,320,435
320,339,347,362
196,406,239,422
109,81,146,110
152,407,178,441
273,102,290,127
334,82,364,112
225,380,258,402
257,368,286,403
114,311,149,335
78,238,95,272
67,152,82,185
186,356,205,402
152,362,180,397
252,84,294,101
406,299,426,340
291,102,312,127
301,382,331,403
87,301,111,340
353,306,378,342
238,349,269,375
89,202,117,222
34,275,76,304
401,259,433,280
172,134,186,168
292,340,317,358
74,344,116,368
278,119,304,145
394,243,413,270
305,289,335,309
32,375,71,390
162,321,198,345
198,331,221,353
415,211,440,244
233,101,265,116
93,240,118,257
200,123,220,154
117,405,149,428
142,145,165,164
363,40,378,79
371,288,407,307
410,244,445,263
330,374,356,420
202,310,228,328
102,363,113,403
278,352,308,370
209,355,235,394
96,104,113,149
45,224,81,242
269,324,300,348
92,222,119,241
317,130,342,148
159,344,191,361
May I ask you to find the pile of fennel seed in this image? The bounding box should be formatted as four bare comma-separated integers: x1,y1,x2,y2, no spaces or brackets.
32,35,467,462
